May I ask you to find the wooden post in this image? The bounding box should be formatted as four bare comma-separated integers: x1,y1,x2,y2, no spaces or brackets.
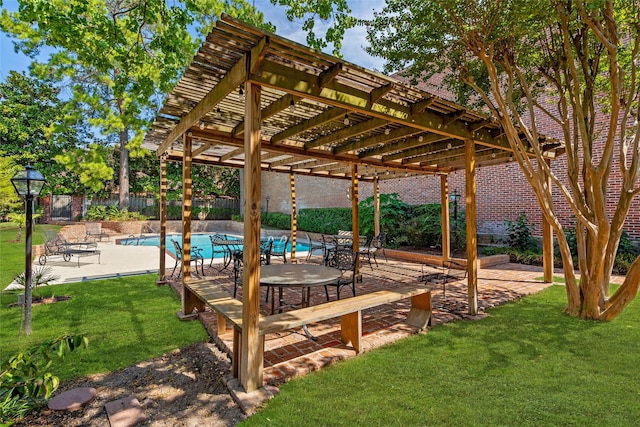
241,82,263,392
440,174,451,262
465,140,478,315
373,177,380,237
289,173,297,263
159,158,167,282
542,158,554,282
351,165,360,275
181,132,193,310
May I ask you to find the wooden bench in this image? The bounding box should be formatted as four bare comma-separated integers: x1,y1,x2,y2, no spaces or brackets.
183,280,432,379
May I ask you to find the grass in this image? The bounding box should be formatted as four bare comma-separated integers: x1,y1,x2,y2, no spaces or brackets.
241,285,640,426
0,224,61,287
0,274,208,381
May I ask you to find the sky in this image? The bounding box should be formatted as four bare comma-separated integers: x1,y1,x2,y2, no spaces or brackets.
0,0,387,81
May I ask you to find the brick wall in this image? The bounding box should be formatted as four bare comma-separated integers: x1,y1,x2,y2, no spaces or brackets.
263,158,640,239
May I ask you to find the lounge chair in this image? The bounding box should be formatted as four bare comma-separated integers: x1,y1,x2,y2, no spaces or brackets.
170,239,205,278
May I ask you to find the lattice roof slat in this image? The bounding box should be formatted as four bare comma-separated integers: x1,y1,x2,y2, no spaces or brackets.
143,15,563,180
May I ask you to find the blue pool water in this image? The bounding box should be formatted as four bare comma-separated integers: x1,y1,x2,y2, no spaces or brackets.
120,234,309,259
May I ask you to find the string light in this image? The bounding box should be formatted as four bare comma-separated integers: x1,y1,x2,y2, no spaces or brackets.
199,121,205,130
418,135,423,142
447,142,452,149
384,125,390,135
215,107,222,118
343,113,350,125
289,99,296,111
238,86,245,102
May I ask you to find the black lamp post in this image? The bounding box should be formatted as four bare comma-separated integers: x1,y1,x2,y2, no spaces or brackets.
11,164,46,336
450,189,461,232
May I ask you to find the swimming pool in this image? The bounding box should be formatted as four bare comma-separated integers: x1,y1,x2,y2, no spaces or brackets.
120,233,309,259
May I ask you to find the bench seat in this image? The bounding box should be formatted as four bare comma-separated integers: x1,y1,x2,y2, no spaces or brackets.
183,279,432,380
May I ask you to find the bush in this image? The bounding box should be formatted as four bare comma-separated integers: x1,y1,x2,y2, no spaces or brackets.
85,205,147,221
505,212,536,251
261,212,291,230
298,208,353,235
0,335,88,423
359,193,410,244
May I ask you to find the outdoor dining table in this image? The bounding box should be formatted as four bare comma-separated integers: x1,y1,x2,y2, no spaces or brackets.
260,263,342,339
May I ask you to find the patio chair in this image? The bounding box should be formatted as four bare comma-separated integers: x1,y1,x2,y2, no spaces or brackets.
358,235,378,269
372,232,388,262
304,232,325,262
418,259,467,298
209,233,230,267
85,222,109,242
170,239,205,278
269,235,289,263
232,255,243,298
324,249,359,301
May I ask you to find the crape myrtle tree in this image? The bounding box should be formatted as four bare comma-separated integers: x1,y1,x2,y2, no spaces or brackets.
364,1,639,320
0,0,268,206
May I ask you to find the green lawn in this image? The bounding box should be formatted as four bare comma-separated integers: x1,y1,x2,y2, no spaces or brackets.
242,285,640,426
0,224,61,287
0,274,208,381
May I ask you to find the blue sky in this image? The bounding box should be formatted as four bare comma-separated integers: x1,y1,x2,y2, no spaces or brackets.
0,0,387,81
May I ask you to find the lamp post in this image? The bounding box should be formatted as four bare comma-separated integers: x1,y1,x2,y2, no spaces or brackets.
11,164,46,336
449,189,460,246
450,189,460,227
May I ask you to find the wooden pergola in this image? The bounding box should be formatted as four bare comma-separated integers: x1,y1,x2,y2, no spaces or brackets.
142,15,562,393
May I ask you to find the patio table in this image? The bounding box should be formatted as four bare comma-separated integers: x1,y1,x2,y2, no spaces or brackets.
260,263,342,339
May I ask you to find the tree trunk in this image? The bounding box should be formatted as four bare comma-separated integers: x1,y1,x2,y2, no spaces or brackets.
119,127,130,210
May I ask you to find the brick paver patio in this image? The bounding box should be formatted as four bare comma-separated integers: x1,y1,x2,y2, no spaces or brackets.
168,257,554,387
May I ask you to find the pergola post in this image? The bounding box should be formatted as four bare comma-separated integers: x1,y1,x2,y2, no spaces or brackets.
351,164,360,275
465,140,478,315
440,174,451,262
241,82,264,392
290,173,297,263
159,158,167,282
373,177,380,237
542,158,554,282
180,133,193,307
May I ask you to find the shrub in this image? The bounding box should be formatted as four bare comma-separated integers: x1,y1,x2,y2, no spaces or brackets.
297,208,353,235
84,205,147,221
0,335,88,423
261,212,291,230
505,212,536,251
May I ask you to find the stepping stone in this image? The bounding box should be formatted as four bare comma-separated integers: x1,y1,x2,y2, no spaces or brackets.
105,395,146,427
48,387,97,411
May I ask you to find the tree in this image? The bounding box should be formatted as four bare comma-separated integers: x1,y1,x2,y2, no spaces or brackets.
365,1,640,319
0,71,84,194
0,156,22,218
1,1,278,205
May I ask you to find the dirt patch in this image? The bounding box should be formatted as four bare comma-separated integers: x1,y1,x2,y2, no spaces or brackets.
8,295,72,308
13,342,245,427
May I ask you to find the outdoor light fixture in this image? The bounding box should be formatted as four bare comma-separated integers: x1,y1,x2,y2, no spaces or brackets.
343,113,349,125
450,189,461,234
11,164,46,336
